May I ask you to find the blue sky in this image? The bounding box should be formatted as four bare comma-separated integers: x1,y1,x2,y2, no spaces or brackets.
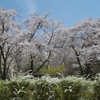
0,0,100,27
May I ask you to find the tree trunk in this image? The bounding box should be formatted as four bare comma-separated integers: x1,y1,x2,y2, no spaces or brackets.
0,54,2,78
76,56,84,75
71,46,84,75
2,74,7,80
29,55,34,73
2,59,7,80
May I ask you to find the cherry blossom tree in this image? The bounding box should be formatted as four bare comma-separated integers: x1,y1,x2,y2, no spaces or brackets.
67,18,100,76
23,13,66,74
0,8,26,80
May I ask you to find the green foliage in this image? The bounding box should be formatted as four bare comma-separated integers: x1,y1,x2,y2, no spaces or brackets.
59,76,95,100
52,87,63,100
60,80,82,100
33,77,63,100
41,65,65,76
0,74,100,100
0,80,34,100
94,74,100,100
94,81,100,100
0,81,8,100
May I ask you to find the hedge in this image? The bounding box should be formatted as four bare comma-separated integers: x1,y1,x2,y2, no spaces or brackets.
0,74,100,100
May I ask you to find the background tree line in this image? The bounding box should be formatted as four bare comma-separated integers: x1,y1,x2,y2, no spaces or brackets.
0,8,100,80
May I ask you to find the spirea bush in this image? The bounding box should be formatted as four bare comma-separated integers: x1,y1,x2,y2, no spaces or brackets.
60,77,83,100
93,74,100,100
0,74,100,100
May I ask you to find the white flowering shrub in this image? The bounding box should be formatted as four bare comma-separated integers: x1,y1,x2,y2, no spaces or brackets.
0,80,33,100
93,74,100,100
0,75,100,100
33,76,63,100
60,76,85,100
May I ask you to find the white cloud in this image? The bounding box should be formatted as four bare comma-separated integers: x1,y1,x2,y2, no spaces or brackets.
24,0,36,13
16,0,36,16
